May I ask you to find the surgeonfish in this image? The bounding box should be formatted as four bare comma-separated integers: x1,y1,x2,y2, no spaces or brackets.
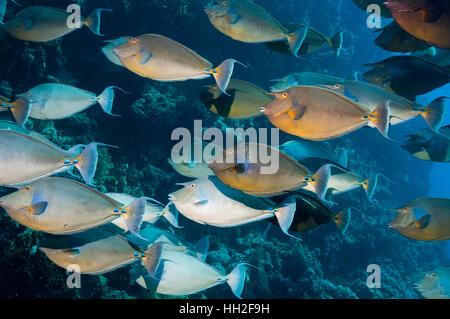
414,266,450,299
113,34,243,94
0,95,30,126
168,141,215,178
208,142,333,200
3,6,111,42
200,79,272,119
106,193,180,229
374,21,431,53
363,56,450,98
0,177,154,236
0,128,108,186
270,72,344,93
102,37,131,67
265,23,344,57
260,86,390,141
384,0,450,49
40,233,164,277
168,176,299,239
138,225,210,261
389,197,450,241
204,0,307,57
135,249,249,299
319,80,447,132
18,83,125,122
402,125,450,162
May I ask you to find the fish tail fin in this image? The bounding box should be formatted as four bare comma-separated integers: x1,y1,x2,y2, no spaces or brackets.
10,97,31,127
360,175,379,202
309,164,331,201
84,8,112,36
226,263,247,299
74,143,99,186
418,97,448,133
97,86,126,116
122,197,152,237
192,235,210,262
286,26,308,58
161,203,181,228
273,196,300,240
337,149,349,168
333,208,352,234
142,242,164,278
211,59,246,95
367,101,391,139
329,31,344,56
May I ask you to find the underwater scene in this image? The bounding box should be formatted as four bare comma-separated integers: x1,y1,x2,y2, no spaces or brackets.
0,0,449,300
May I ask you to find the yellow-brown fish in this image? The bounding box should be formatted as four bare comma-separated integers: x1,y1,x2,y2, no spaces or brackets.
113,34,243,94
200,79,272,119
390,197,450,241
260,86,390,141
385,0,450,49
3,6,110,42
204,0,307,57
208,142,333,200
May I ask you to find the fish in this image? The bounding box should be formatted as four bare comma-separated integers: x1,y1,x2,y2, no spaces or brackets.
374,21,431,53
40,233,164,277
168,176,299,239
402,125,450,162
265,22,344,57
138,225,210,261
204,0,307,57
0,0,21,25
414,266,450,299
319,80,448,132
0,94,30,126
113,34,243,94
413,47,450,68
260,86,390,141
200,79,272,119
352,0,392,18
270,72,344,93
18,83,124,122
3,6,111,42
102,37,131,67
106,193,180,229
363,55,450,98
135,250,249,298
279,140,349,169
384,0,450,49
0,129,108,186
208,142,333,200
389,197,450,241
269,192,351,234
0,177,152,236
168,141,215,178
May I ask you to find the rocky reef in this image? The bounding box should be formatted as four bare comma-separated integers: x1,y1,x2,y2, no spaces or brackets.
0,0,446,299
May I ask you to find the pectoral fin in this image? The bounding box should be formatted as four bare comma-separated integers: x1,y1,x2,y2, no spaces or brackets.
226,10,240,24
136,50,152,65
287,103,306,120
21,18,33,30
194,200,209,207
413,214,431,229
26,202,48,216
417,4,445,23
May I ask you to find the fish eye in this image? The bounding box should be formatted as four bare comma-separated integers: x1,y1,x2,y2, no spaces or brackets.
222,1,228,5
190,184,196,188
26,91,32,96
334,84,341,89
431,273,437,277
283,77,287,81
403,207,409,212
130,38,138,44
23,186,32,192
282,92,288,98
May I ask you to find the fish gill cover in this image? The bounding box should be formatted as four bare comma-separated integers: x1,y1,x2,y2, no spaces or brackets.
0,0,448,299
